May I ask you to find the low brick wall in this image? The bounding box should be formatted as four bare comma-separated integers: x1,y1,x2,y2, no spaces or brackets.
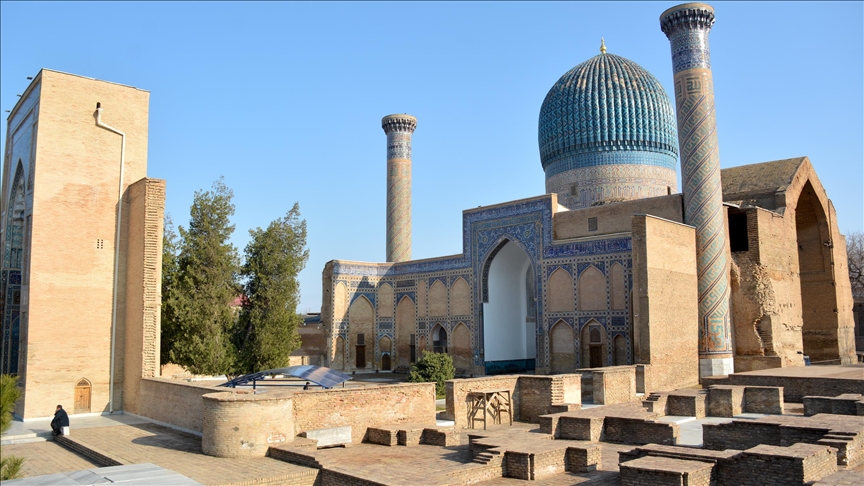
724,373,864,402
703,420,782,451
202,390,294,458
518,375,581,422
134,377,222,433
558,416,604,441
576,366,636,405
565,445,601,473
668,393,706,418
743,386,784,414
619,456,713,486
803,394,864,416
604,416,679,445
716,444,837,485
292,382,436,444
706,385,744,417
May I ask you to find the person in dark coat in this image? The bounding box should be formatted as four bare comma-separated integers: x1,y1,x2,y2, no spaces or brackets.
51,405,69,436
303,382,311,390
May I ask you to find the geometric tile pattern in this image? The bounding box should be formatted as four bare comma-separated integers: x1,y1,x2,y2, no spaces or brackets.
538,51,679,207
662,4,732,356
382,115,417,263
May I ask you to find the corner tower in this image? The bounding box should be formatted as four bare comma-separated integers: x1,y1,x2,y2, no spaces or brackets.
538,42,679,209
661,3,733,377
381,114,417,263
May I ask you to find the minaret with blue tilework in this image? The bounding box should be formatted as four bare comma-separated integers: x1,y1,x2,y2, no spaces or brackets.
661,3,733,377
382,114,417,263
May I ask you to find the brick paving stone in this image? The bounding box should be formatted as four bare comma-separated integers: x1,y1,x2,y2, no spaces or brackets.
0,441,100,478
54,423,318,486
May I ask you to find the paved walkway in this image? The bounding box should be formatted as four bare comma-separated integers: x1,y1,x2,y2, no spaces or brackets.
0,441,100,479
3,413,151,444
64,423,317,485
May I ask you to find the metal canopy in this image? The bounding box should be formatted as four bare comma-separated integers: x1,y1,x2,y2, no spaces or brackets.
218,365,352,389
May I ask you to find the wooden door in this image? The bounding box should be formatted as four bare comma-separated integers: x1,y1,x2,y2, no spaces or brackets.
356,345,366,368
74,380,91,413
589,346,603,368
381,353,391,371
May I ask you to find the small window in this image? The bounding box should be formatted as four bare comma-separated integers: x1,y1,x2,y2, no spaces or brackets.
570,184,579,196
356,333,365,345
588,217,598,232
590,328,601,344
729,212,749,252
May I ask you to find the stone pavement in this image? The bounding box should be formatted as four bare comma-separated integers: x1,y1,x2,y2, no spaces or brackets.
62,423,317,485
0,441,100,478
3,413,151,444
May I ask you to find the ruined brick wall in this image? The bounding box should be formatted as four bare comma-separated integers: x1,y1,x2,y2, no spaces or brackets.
202,390,294,458
730,207,805,371
517,374,581,422
292,383,436,444
603,416,678,445
703,420,781,451
632,215,699,391
121,178,165,413
724,374,864,402
133,377,222,433
592,366,636,405
716,444,837,485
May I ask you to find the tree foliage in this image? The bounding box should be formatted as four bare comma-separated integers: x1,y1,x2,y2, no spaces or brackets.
0,374,20,434
233,203,309,373
160,214,180,366
161,179,240,375
847,231,864,298
0,374,24,480
408,352,455,397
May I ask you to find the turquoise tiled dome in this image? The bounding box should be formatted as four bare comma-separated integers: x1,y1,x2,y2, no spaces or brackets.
538,52,679,174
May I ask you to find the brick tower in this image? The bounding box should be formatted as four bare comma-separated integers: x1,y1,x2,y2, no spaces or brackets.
381,114,417,263
660,3,733,377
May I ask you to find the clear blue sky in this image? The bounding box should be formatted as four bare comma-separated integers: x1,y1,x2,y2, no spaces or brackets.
2,2,862,313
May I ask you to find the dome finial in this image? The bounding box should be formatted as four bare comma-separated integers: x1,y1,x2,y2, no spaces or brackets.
600,38,607,54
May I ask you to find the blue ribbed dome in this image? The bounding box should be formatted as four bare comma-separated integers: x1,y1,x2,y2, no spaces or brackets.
538,52,678,172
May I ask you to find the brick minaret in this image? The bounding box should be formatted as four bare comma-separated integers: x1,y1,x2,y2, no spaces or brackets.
661,3,733,377
381,114,417,263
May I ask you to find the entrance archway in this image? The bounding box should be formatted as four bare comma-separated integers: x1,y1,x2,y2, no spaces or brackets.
795,181,838,361
482,240,536,373
432,324,448,354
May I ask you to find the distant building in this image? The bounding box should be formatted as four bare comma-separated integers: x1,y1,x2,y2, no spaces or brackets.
318,4,856,391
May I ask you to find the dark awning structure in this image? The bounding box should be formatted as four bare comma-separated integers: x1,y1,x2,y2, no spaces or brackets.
218,365,352,390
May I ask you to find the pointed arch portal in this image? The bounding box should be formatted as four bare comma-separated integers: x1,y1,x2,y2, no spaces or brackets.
482,240,536,374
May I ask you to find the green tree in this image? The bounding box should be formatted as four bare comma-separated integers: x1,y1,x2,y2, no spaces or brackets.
408,352,455,398
1,374,24,480
234,203,309,373
160,214,180,366
162,179,240,375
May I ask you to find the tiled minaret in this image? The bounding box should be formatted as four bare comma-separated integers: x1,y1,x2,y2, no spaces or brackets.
660,3,733,377
382,114,417,263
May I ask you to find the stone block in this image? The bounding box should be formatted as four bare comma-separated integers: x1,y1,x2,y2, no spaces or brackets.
743,386,784,414
706,385,744,417
559,416,604,441
301,426,352,448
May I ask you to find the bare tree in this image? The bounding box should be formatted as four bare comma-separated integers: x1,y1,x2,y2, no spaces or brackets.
847,231,864,298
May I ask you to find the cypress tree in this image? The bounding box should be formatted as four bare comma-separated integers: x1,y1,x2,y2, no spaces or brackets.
163,179,240,375
234,203,308,373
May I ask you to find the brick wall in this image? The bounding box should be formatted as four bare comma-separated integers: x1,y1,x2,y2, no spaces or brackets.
716,444,837,485
703,420,782,451
202,390,294,457
591,366,636,405
121,178,165,413
706,385,744,417
603,416,678,445
631,215,700,392
743,386,784,414
724,374,864,402
292,382,435,444
133,377,221,433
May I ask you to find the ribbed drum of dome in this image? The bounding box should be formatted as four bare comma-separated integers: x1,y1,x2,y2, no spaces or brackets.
538,47,679,209
382,114,417,263
661,3,733,377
